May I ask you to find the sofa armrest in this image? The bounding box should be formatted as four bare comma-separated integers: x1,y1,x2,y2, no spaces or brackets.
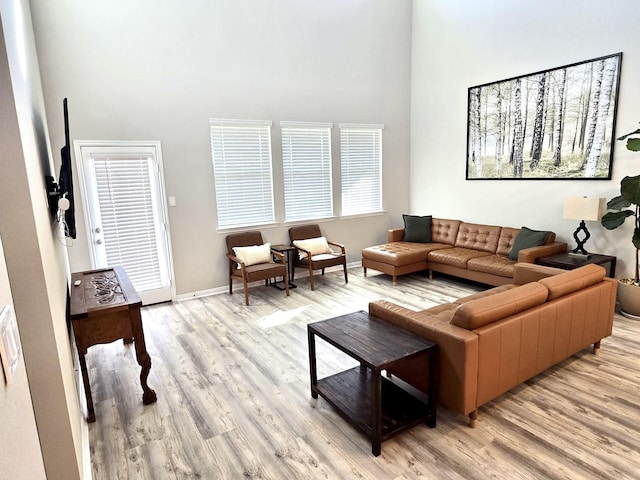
369,300,479,415
517,241,567,263
388,228,404,243
512,262,566,285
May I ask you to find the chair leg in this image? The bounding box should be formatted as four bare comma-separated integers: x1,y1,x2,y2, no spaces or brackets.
242,276,249,306
308,263,315,291
363,266,367,277
321,268,325,276
229,277,233,295
284,273,290,296
343,262,348,283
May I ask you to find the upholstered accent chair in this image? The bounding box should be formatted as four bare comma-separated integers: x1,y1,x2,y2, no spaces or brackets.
226,231,289,305
288,224,348,291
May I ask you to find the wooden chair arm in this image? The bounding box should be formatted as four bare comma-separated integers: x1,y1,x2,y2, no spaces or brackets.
226,253,246,271
270,249,287,266
327,240,346,253
292,246,311,260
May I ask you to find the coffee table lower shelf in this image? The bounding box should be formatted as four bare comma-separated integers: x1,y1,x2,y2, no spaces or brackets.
314,366,433,445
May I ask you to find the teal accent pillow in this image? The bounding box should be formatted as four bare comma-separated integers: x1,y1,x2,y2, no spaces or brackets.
402,214,432,243
509,226,551,260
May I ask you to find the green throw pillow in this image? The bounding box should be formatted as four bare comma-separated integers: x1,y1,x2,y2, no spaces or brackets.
402,214,432,243
509,226,551,260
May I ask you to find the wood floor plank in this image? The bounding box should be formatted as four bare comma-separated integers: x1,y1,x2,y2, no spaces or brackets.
88,268,640,479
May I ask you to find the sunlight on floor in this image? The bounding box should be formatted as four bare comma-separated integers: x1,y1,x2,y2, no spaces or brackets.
257,305,311,329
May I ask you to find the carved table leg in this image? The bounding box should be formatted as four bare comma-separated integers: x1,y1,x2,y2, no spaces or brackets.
130,307,157,405
78,350,96,423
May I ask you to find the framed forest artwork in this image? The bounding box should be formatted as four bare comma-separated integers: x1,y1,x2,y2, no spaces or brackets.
466,52,622,180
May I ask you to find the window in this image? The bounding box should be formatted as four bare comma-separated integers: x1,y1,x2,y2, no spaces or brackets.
340,124,383,216
281,121,333,222
210,119,275,229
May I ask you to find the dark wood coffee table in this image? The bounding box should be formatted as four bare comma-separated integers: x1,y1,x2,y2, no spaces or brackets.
307,310,438,456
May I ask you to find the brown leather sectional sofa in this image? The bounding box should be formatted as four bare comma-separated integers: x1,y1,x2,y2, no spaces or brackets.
369,263,616,426
362,218,567,286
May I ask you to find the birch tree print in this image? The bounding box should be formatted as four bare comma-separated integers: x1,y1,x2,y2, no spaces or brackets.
466,53,621,179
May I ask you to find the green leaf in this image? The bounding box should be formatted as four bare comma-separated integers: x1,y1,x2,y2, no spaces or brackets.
601,210,634,229
607,195,631,210
633,228,640,250
620,174,640,205
618,127,640,141
627,138,640,152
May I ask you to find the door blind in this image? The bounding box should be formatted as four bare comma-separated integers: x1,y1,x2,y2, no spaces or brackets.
281,121,333,222
93,156,162,292
340,124,383,216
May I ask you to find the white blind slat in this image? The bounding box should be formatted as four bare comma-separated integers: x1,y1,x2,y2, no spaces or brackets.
340,126,383,216
94,157,163,291
210,120,275,229
281,123,333,222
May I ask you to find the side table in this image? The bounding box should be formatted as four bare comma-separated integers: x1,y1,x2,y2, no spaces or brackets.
271,244,297,290
308,310,438,456
70,266,157,422
535,252,617,278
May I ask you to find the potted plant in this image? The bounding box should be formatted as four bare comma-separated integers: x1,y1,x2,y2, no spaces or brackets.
601,124,640,317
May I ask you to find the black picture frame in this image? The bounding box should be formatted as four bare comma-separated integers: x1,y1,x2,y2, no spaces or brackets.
466,52,622,180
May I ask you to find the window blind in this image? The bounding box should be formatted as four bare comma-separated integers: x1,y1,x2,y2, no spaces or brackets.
210,119,275,229
340,124,383,216
93,156,162,292
281,121,333,222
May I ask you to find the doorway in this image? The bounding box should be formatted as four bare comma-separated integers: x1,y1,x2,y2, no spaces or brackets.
74,141,174,305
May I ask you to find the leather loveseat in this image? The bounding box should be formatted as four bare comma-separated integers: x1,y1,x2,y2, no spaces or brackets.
368,263,616,426
362,218,567,286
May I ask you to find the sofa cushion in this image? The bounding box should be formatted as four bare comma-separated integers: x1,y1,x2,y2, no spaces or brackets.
428,247,493,268
402,214,432,243
467,254,517,278
423,303,460,315
362,242,452,266
451,282,549,330
454,284,518,305
495,227,520,256
508,227,552,260
538,264,606,300
431,218,461,245
454,223,501,253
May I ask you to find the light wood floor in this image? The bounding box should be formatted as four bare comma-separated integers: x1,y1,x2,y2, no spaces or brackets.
87,268,640,479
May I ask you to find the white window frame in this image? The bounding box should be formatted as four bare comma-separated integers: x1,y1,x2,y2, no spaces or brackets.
281,121,334,223
209,119,276,230
340,123,384,217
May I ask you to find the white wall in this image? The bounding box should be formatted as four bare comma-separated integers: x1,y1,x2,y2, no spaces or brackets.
0,235,45,478
0,0,86,478
411,0,640,279
31,0,413,296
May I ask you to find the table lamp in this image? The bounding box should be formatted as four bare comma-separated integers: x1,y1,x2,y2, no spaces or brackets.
563,197,605,258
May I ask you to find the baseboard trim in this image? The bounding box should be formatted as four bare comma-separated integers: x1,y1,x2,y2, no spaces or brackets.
175,262,361,301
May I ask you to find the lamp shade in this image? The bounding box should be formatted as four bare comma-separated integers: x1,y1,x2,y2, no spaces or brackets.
563,197,605,221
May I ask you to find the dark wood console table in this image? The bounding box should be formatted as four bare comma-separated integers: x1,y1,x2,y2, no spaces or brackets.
70,266,157,422
308,310,438,456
